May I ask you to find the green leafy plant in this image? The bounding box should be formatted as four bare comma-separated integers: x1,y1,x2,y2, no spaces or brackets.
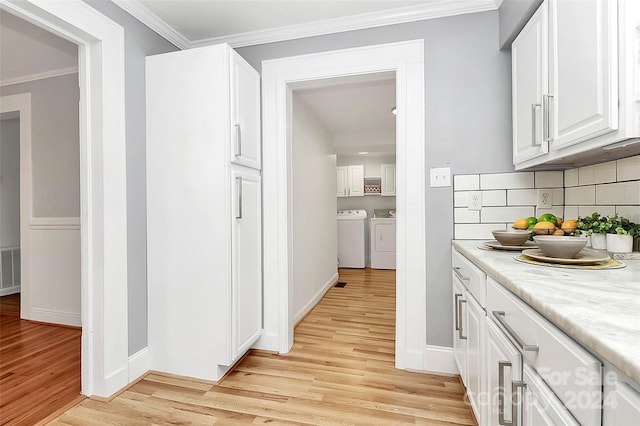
576,212,610,236
605,214,639,236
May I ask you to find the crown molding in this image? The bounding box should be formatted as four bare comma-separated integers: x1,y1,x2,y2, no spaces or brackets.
114,0,500,50
111,0,190,49
0,66,78,87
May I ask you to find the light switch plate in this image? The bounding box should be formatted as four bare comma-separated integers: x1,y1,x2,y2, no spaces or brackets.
430,167,451,187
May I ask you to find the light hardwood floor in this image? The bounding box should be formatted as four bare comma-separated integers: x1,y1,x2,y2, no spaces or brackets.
49,268,475,425
0,294,83,426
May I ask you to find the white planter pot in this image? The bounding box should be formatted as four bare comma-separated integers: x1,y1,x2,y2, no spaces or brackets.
606,234,633,253
591,233,607,250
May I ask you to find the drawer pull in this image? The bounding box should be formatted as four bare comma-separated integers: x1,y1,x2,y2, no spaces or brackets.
511,381,527,426
493,311,539,353
454,293,462,331
458,299,467,340
453,266,470,282
498,361,512,426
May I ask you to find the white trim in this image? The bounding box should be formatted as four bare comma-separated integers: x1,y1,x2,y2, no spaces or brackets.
110,0,189,49
422,345,458,375
29,307,81,327
30,217,81,230
113,0,499,49
128,347,150,383
261,40,426,371
2,0,129,398
0,286,20,296
293,272,339,324
0,66,79,87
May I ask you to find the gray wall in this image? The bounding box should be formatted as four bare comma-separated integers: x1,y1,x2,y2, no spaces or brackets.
0,118,20,248
498,0,542,49
84,0,178,355
238,10,513,347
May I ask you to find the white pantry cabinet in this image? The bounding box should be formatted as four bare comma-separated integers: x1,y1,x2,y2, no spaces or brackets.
513,0,640,169
380,163,396,196
146,43,262,381
336,165,364,197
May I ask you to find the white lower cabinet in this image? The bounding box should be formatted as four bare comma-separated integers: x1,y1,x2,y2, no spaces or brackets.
603,366,640,425
486,319,521,426
520,364,579,425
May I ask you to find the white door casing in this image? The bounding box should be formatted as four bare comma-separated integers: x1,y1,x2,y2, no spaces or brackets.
260,40,426,371
1,0,128,397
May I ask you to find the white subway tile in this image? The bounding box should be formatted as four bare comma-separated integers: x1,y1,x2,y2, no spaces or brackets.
454,174,479,191
617,155,640,182
482,190,506,207
552,188,564,205
578,161,617,185
480,172,534,190
596,182,640,205
455,223,506,240
564,168,579,187
565,186,596,205
507,189,538,206
616,206,640,223
578,205,616,218
564,206,580,220
535,171,564,188
481,206,535,223
454,208,480,223
454,191,469,207
535,206,564,219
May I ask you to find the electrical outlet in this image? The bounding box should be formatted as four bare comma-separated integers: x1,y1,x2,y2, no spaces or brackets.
430,167,451,187
468,191,482,210
537,189,553,209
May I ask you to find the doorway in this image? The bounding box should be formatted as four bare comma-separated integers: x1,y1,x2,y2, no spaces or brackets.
261,40,427,372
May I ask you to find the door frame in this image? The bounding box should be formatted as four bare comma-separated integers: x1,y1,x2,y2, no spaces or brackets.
261,40,427,371
1,0,129,397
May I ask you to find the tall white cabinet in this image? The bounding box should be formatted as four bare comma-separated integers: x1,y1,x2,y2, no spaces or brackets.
146,43,262,381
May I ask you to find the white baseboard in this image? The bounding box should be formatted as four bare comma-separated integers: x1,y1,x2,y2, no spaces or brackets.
293,272,339,324
28,307,81,327
422,345,457,375
0,286,20,296
128,347,150,382
253,331,279,352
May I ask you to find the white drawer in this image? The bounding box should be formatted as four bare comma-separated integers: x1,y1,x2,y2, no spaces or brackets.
487,277,602,426
452,249,486,307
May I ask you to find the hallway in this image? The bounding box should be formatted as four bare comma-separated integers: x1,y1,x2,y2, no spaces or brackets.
49,268,474,425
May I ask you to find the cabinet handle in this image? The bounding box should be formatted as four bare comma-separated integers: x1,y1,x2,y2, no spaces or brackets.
454,293,462,331
531,103,541,147
236,177,243,220
492,311,539,353
543,94,553,143
498,361,512,426
511,381,527,426
234,124,242,157
453,266,469,282
458,299,467,340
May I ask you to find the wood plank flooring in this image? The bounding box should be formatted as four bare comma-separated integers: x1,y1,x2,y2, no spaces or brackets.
49,268,474,425
0,294,83,426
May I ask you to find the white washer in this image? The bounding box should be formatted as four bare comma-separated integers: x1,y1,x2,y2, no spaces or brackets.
337,209,367,268
370,218,396,270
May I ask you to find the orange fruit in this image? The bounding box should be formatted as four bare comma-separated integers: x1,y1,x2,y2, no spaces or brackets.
533,221,556,235
553,229,565,236
513,218,529,229
556,217,563,227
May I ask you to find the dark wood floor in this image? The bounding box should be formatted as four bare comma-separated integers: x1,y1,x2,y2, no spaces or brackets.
49,268,474,425
0,293,83,425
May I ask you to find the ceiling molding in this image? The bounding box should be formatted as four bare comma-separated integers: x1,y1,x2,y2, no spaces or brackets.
111,0,190,49
114,0,501,50
1,66,78,87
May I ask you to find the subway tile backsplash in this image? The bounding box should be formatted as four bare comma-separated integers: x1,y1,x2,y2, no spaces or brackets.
453,154,640,240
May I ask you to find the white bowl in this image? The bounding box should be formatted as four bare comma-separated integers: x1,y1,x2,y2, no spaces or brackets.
533,236,588,258
492,229,531,246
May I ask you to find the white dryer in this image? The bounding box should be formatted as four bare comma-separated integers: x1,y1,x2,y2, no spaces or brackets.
337,209,367,268
370,217,396,270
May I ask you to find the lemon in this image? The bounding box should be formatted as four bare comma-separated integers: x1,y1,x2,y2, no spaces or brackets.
513,218,529,229
533,221,556,235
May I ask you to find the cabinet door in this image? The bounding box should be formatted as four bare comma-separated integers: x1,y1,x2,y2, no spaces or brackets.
230,51,261,170
603,373,640,425
347,165,364,197
549,0,617,150
336,166,348,197
512,1,549,164
453,277,467,385
487,319,522,426
381,164,396,196
466,295,485,424
231,170,262,362
520,364,580,426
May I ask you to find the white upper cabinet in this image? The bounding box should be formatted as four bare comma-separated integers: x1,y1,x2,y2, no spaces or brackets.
513,0,639,169
230,53,261,170
381,163,396,196
337,165,364,197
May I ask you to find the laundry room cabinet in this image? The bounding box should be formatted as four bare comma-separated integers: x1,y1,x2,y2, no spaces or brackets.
145,43,262,381
337,165,364,197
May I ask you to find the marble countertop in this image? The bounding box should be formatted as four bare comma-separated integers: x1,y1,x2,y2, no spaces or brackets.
452,240,640,384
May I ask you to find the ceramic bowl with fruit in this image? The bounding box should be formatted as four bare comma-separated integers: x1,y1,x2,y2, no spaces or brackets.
492,229,532,246
533,235,588,258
